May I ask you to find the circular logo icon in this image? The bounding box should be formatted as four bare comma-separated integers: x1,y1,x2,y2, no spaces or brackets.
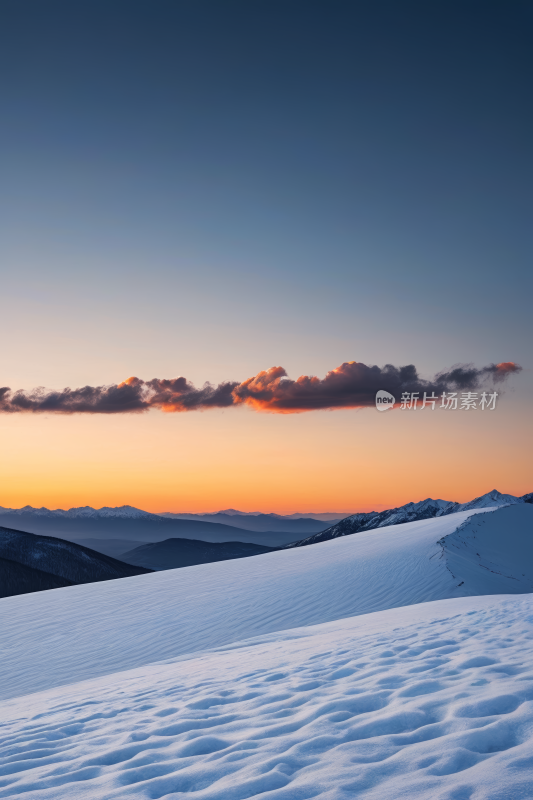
375,390,395,412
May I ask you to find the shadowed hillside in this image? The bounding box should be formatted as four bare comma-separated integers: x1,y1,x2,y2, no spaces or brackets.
0,557,74,597
0,526,152,598
121,538,277,571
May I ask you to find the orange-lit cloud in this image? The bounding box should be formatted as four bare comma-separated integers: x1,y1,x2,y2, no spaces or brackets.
232,362,523,413
0,361,522,415
493,362,522,379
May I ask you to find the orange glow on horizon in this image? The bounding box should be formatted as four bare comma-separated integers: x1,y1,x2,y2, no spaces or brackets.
0,392,530,516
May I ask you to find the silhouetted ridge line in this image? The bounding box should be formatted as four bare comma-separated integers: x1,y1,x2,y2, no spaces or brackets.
121,538,278,571
0,525,152,598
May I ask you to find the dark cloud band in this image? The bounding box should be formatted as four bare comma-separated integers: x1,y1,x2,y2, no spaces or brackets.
0,361,521,415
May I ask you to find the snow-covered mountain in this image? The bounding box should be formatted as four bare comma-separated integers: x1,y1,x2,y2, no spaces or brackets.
285,489,530,548
1,504,533,799
1,490,527,530
285,497,455,547
0,505,339,535
0,504,158,519
444,488,526,514
0,513,299,548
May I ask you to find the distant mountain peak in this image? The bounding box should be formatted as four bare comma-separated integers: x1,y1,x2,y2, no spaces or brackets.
213,509,263,516
285,489,529,549
450,490,523,514
0,504,157,519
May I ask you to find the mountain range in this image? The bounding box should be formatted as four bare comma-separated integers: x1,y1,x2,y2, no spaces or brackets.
0,504,343,528
0,504,157,519
113,489,532,569
0,514,302,550
157,512,344,531
0,491,530,567
0,506,338,543
284,490,532,548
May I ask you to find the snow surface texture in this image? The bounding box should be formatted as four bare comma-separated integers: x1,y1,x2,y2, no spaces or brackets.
441,505,533,594
2,507,532,701
2,595,533,799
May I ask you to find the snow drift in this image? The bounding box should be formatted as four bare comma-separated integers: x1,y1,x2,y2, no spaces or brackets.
1,594,533,799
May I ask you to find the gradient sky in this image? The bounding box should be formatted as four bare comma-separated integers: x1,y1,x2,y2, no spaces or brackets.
0,0,531,512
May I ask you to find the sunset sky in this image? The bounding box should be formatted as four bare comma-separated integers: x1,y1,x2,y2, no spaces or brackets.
1,0,531,513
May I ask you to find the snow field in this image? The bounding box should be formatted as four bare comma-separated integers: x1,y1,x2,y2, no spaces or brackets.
1,595,533,799
0,509,493,700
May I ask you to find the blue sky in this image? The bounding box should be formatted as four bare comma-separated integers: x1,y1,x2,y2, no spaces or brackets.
0,0,530,510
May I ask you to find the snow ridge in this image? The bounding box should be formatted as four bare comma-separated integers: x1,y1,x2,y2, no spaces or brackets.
285,490,529,548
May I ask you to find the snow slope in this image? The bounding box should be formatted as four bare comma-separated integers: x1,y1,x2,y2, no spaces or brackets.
440,505,533,594
2,506,532,700
1,594,533,799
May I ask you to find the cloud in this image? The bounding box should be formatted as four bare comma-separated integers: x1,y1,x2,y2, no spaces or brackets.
232,361,522,413
0,376,239,415
146,377,239,412
0,381,148,414
434,362,522,389
0,361,521,415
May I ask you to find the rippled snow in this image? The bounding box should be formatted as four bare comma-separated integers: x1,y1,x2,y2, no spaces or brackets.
1,595,533,799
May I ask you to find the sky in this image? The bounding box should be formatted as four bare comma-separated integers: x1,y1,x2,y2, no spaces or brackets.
0,0,531,513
